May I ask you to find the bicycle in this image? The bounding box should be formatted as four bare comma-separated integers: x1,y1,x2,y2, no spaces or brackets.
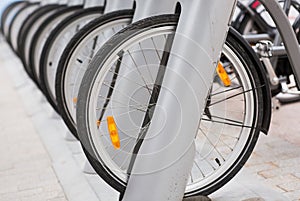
233,0,300,101
55,1,134,138
76,0,300,199
76,0,272,198
1,0,83,83
2,0,298,199
37,0,106,113
17,2,67,75
1,1,28,39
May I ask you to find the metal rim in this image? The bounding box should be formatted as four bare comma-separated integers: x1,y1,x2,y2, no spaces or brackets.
84,25,259,194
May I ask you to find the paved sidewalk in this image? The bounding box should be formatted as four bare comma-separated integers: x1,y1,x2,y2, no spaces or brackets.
0,44,67,200
243,102,300,200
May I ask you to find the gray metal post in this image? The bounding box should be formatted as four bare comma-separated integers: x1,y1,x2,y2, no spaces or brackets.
68,0,84,6
133,0,177,22
259,0,300,87
56,0,68,5
84,0,105,8
104,0,134,13
58,0,69,4
41,0,59,5
122,0,237,201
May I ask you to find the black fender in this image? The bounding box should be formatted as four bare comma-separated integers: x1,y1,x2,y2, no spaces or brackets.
229,27,272,135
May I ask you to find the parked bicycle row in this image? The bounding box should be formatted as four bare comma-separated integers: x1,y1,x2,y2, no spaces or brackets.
1,0,300,200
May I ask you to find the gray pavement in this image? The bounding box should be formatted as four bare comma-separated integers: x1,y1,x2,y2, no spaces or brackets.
0,39,300,201
0,44,67,200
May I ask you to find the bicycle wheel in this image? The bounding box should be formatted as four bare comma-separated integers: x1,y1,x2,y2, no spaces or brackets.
77,15,270,196
2,1,28,39
55,10,133,138
8,1,40,53
1,1,25,34
39,6,104,113
18,4,66,80
28,5,83,86
17,4,64,61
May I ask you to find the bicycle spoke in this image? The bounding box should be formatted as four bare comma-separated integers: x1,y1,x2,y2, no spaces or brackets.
201,118,254,129
198,128,226,162
196,149,216,171
210,85,242,97
138,42,155,83
101,81,147,106
193,160,205,178
97,95,155,112
150,37,163,60
198,127,236,152
205,114,244,125
126,50,153,95
108,67,154,92
209,85,263,107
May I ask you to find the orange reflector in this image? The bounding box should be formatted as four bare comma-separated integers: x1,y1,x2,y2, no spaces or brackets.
73,97,78,104
107,116,120,149
96,120,101,128
216,62,231,87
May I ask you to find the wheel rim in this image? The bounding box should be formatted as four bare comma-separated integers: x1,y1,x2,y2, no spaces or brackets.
83,25,259,195
45,13,102,103
63,18,131,125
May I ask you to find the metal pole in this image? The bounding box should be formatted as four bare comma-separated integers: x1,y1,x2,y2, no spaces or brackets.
122,0,237,200
68,0,84,6
104,0,134,13
84,0,105,8
260,0,300,88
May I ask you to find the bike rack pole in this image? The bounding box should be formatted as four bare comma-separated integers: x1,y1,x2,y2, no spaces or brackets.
28,0,40,3
84,0,105,8
58,0,69,5
68,0,85,6
103,0,133,13
132,0,177,22
40,0,60,5
260,0,300,88
122,0,237,200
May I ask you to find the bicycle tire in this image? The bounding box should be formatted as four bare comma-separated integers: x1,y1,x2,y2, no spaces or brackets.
39,6,104,114
1,1,25,34
55,10,134,139
7,2,40,50
2,1,28,40
76,14,271,196
17,4,65,61
18,4,67,80
28,5,83,87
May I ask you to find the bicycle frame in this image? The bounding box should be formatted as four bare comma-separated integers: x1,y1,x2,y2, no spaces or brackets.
239,0,300,88
122,0,237,200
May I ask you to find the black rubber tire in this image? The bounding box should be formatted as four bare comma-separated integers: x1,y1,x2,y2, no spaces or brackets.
55,10,134,139
28,5,83,88
2,1,28,40
39,6,104,115
7,2,40,50
76,14,270,196
1,1,26,34
17,4,65,63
